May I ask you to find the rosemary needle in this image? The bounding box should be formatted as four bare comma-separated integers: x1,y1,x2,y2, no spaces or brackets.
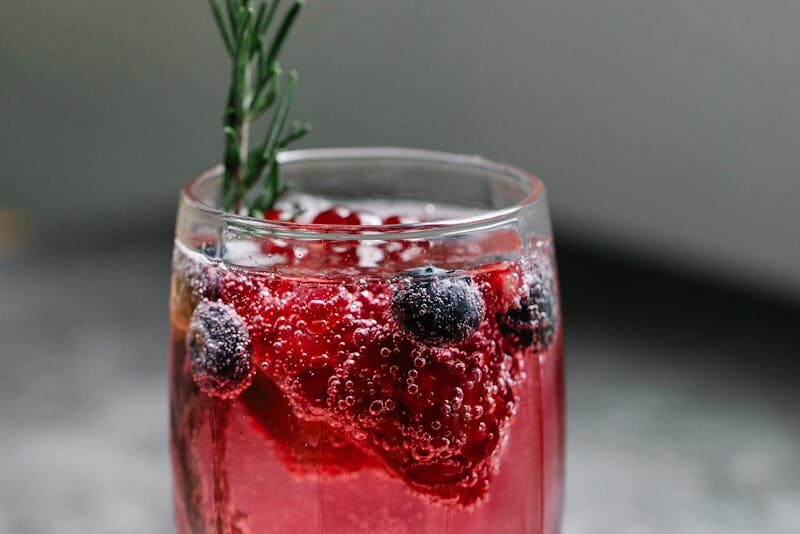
208,0,311,215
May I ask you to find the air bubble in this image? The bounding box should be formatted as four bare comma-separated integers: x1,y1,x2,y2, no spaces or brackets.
412,446,432,461
369,400,384,416
353,328,368,345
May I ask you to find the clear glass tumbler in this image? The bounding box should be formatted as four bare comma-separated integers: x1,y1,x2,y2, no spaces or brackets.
169,148,564,533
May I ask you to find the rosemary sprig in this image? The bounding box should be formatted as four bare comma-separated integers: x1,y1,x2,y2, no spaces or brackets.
209,0,311,216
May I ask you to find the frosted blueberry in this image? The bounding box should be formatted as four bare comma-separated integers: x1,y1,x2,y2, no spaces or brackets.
392,266,485,346
187,301,253,398
191,266,221,302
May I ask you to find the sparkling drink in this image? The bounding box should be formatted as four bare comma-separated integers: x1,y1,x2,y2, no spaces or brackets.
169,149,564,533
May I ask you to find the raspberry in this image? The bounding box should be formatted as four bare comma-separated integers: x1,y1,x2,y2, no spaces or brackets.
478,263,524,312
269,286,364,413
241,373,375,475
187,302,254,398
222,274,383,417
392,267,485,346
325,322,522,506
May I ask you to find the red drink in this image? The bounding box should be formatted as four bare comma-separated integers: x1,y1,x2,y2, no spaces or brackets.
169,150,564,533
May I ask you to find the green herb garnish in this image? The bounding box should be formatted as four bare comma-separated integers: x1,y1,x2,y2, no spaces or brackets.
209,0,311,216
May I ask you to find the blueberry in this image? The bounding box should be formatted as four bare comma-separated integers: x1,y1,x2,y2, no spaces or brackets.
200,242,227,259
187,302,253,398
497,270,557,351
392,266,485,346
191,266,221,302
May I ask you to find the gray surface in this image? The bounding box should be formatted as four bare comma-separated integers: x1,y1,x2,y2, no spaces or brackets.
1,242,798,533
3,1,800,296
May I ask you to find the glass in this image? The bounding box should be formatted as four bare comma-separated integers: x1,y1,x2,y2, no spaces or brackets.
169,148,564,533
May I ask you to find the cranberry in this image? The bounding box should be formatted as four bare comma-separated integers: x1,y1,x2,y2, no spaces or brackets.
312,207,362,226
263,209,285,221
312,206,383,226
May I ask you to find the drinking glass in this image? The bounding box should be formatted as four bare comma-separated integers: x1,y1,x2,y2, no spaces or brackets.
169,148,564,533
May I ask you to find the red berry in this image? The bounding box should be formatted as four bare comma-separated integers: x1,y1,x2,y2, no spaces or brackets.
310,207,372,267
240,373,376,475
263,209,285,221
312,207,362,225
324,321,522,506
476,263,525,312
312,206,383,226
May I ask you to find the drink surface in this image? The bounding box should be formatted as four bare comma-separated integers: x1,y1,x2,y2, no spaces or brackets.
169,199,564,533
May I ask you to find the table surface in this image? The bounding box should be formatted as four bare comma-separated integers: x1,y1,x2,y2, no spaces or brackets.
1,242,798,534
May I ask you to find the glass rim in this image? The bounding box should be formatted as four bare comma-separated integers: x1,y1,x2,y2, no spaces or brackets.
181,147,545,241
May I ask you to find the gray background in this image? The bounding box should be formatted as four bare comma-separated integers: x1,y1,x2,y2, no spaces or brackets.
2,0,799,296
1,2,798,533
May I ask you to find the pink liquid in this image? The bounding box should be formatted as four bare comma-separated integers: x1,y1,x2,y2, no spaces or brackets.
169,215,564,533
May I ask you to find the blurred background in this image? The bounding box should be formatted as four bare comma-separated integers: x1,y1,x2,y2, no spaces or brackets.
1,1,798,533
